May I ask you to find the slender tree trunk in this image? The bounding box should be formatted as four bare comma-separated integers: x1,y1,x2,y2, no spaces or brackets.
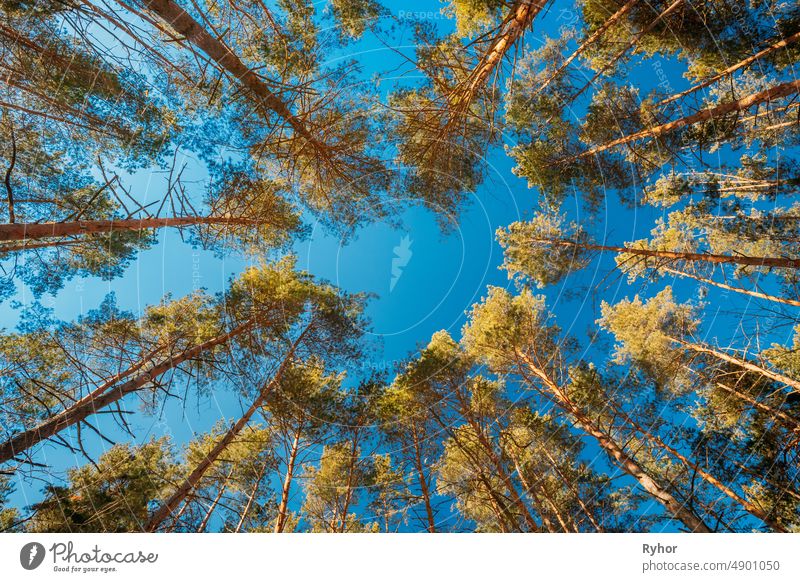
540,447,604,532
196,468,233,532
711,381,800,432
4,114,16,224
507,451,560,532
517,352,712,532
608,400,787,531
141,0,316,143
432,413,516,532
0,216,258,242
668,336,800,395
575,79,800,159
145,326,308,531
274,425,302,533
570,0,685,102
658,30,800,107
457,399,541,532
234,455,272,533
661,266,800,307
411,426,437,532
337,430,361,533
535,0,639,98
0,240,85,253
0,323,253,465
533,236,800,270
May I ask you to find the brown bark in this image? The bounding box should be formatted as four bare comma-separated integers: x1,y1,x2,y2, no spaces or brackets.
507,451,561,532
570,0,685,102
196,467,233,532
337,430,361,533
456,393,541,532
534,236,800,270
274,425,302,533
534,0,639,98
658,30,800,107
540,446,604,532
711,381,800,433
517,352,712,532
0,323,253,465
4,114,16,224
609,400,787,531
460,0,546,103
234,455,271,533
669,337,800,395
145,325,309,531
0,216,258,242
661,266,800,307
411,426,437,533
575,79,800,159
141,0,316,143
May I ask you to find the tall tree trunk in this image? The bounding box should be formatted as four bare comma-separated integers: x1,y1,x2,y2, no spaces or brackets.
0,216,258,242
337,430,361,533
657,30,800,107
455,395,541,532
0,322,253,465
539,447,604,532
517,352,712,532
141,0,316,144
431,412,516,532
531,236,800,270
534,0,639,98
507,450,561,532
570,0,685,102
196,467,233,532
411,426,437,533
234,455,272,533
710,380,800,432
574,79,800,159
668,336,800,395
607,400,788,531
661,266,800,307
274,425,302,533
145,325,309,531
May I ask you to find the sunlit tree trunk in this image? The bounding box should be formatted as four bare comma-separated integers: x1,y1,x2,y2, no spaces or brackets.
535,0,640,98
0,322,253,465
0,216,259,242
657,30,800,106
661,266,800,307
141,0,316,143
274,425,302,533
145,325,308,531
411,426,437,533
574,79,800,159
668,336,800,394
517,352,712,532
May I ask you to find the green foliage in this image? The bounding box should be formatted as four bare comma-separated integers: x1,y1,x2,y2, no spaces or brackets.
497,213,591,287
599,287,699,394
28,440,179,532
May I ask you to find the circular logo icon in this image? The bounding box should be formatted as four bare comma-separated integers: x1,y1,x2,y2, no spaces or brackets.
20,542,46,570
